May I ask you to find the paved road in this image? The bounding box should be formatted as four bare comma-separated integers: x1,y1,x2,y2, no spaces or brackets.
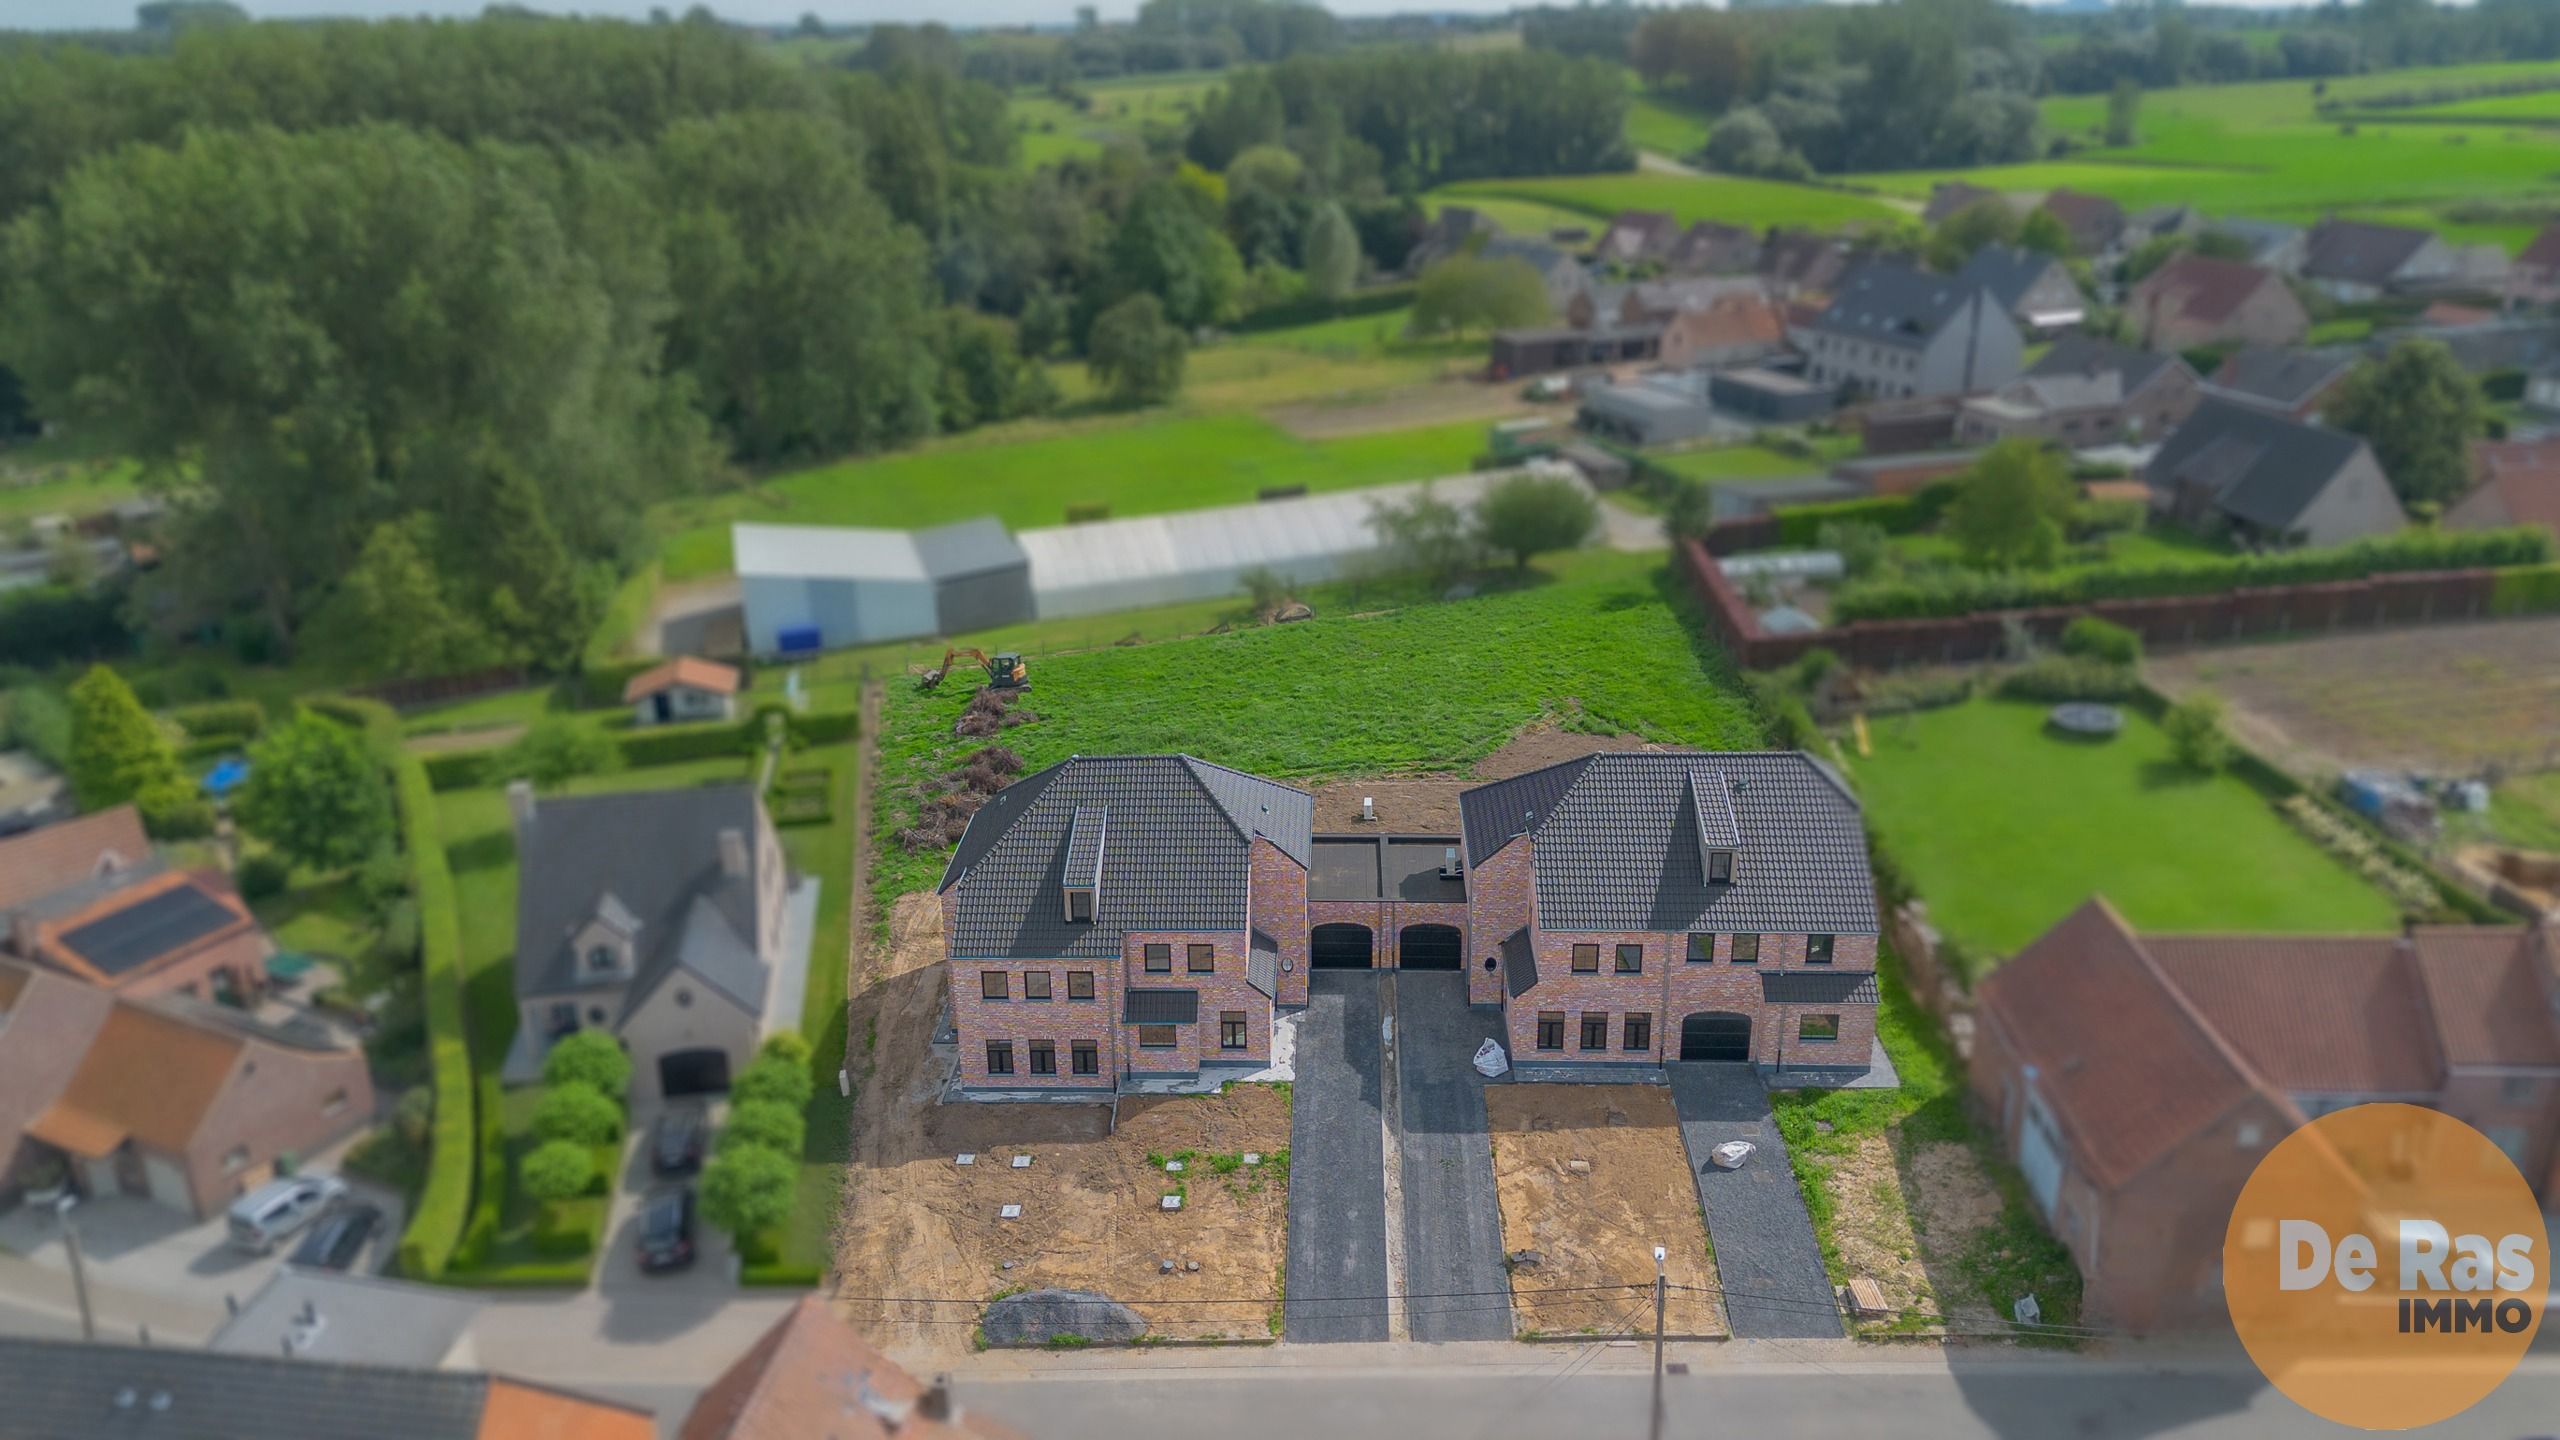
1667,1063,1842,1339
1284,972,1389,1342
1390,973,1512,1342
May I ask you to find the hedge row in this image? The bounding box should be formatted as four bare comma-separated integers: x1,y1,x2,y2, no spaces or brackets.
168,699,266,742
1773,483,1957,547
392,752,476,1281
2489,562,2560,616
1832,527,2554,622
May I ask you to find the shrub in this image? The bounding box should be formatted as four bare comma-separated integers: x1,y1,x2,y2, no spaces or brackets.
2162,692,2231,772
136,779,217,840
759,1030,814,1072
169,699,266,742
720,1099,807,1158
698,1143,798,1240
542,1029,633,1100
421,751,490,791
500,716,620,789
531,1082,623,1147
519,1138,594,1204
391,754,473,1281
235,852,291,903
730,1054,815,1111
2490,562,2560,615
2059,616,2141,667
1996,656,2139,702
1816,520,1889,580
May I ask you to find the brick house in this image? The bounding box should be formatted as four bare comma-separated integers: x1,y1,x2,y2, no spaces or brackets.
1972,900,2560,1332
2,806,273,1004
2127,254,2310,351
2035,188,2127,259
2450,437,2560,543
683,1295,1019,1440
2144,396,2406,548
1455,752,1884,1081
623,655,741,727
1956,333,2201,448
941,755,1311,1094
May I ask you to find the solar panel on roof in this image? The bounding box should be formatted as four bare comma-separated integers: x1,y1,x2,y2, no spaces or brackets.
60,885,235,976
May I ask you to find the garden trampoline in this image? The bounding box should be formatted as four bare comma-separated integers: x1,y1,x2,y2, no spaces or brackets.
2047,703,2124,738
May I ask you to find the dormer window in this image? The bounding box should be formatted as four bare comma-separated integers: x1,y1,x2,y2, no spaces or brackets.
1063,806,1107,923
586,945,616,973
1707,850,1735,885
1067,890,1094,923
1688,770,1741,888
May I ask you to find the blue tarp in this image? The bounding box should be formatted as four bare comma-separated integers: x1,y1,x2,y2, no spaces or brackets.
202,757,250,797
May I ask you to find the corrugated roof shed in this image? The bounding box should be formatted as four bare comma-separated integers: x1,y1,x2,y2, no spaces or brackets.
732,523,925,583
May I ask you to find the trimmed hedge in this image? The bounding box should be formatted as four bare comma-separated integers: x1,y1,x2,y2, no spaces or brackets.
1773,482,1958,548
1832,527,2553,622
2490,562,2560,616
392,752,476,1281
422,751,491,791
168,699,266,742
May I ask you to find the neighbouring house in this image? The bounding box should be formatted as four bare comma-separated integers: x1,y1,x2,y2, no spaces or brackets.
0,959,373,1217
0,1336,653,1439
1756,228,1853,298
682,1295,1022,1440
1577,370,1725,448
941,754,1312,1094
1568,275,1765,331
2512,222,2560,303
624,655,742,728
2036,188,2127,258
0,804,150,919
1709,367,1837,425
1401,204,1500,274
1921,180,2007,228
2127,254,2310,351
507,781,815,1103
1483,235,1597,319
2123,203,2205,253
736,515,1032,654
2373,312,2560,377
1658,291,1790,370
1956,243,2088,334
1793,261,2023,401
2301,218,2456,302
1458,751,1884,1081
2449,438,2560,543
1955,333,2201,448
2203,345,2361,422
2207,217,2309,275
1591,209,1681,267
1834,447,1983,496
2144,396,2407,548
1972,900,2560,1331
0,806,273,1003
1666,220,1762,276
1849,397,1964,457
1488,323,1659,380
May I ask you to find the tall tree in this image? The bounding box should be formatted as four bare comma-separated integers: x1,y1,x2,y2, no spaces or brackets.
1473,471,1597,570
1087,294,1187,407
2327,340,2486,509
1105,177,1245,331
1948,440,2074,571
307,516,504,682
1409,255,1548,339
237,711,396,872
1301,201,1361,305
65,664,182,813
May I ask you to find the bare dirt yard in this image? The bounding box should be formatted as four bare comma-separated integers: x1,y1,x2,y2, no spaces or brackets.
1484,1085,1727,1338
2149,619,2560,776
835,894,1291,1358
1800,1133,2003,1335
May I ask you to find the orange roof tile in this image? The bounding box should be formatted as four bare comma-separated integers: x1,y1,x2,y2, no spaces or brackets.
0,806,149,913
2407,927,2560,1069
31,870,258,990
2144,936,2444,1095
25,1105,126,1159
39,1003,241,1153
2458,438,2560,537
623,656,743,703
683,1297,1022,1440
478,1379,658,1440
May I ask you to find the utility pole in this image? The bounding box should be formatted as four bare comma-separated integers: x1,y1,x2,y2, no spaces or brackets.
1649,1244,1668,1440
56,1196,94,1342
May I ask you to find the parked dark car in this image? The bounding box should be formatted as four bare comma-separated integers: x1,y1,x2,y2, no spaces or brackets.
288,1203,382,1271
651,1107,706,1176
636,1187,695,1273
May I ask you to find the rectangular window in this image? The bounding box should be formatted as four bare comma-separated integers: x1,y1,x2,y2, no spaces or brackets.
1571,944,1600,974
1623,1014,1651,1052
1144,944,1171,974
980,970,1008,1001
322,1089,349,1118
1023,970,1052,1001
1707,850,1734,884
1615,943,1642,974
986,1041,1015,1075
1687,933,1713,963
1067,971,1095,1001
1537,1012,1566,1050
1798,1014,1840,1043
1071,1040,1099,1075
1807,935,1835,965
1579,1013,1610,1050
1138,1024,1177,1049
1188,943,1216,974
1068,890,1093,922
1221,1011,1248,1050
1730,934,1760,964
1029,1041,1056,1076
2503,1075,2538,1105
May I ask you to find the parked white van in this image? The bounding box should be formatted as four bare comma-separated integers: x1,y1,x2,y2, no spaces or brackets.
226,1174,346,1254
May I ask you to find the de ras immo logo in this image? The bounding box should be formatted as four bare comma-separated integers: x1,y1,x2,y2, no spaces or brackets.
2223,1103,2548,1430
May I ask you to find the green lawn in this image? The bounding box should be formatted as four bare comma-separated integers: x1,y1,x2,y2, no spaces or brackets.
1429,172,1900,233
1626,93,1714,159
870,549,1761,905
2487,771,2560,853
1843,698,2402,960
1424,192,1597,239
652,412,1490,580
0,458,145,527
1652,441,1843,485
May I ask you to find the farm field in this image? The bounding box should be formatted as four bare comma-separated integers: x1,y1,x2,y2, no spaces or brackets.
1843,697,2403,962
1424,192,1596,239
1626,92,1714,159
1428,172,1901,234
1005,69,1226,170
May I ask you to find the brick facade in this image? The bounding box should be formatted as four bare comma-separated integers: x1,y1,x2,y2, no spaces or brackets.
1249,837,1309,1006
1463,836,1536,1008
952,922,1290,1090
1502,928,1879,1069
1303,900,1469,970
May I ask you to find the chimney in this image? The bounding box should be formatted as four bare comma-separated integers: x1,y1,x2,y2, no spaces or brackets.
917,1375,955,1422
506,779,536,832
719,827,749,880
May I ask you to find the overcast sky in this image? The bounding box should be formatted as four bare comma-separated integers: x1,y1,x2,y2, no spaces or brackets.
0,0,2338,35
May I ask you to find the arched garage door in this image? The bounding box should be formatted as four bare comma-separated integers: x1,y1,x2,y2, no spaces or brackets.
658,1048,732,1098
1397,924,1462,970
1679,1012,1753,1063
1311,924,1374,970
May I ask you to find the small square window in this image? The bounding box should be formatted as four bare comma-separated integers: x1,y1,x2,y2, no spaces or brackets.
1797,1014,1838,1043
1189,944,1217,974
1571,944,1600,974
1615,943,1642,974
1623,1014,1651,1052
1144,944,1171,973
1138,1024,1177,1049
1807,935,1835,965
1731,934,1760,964
1029,1041,1055,1076
1023,970,1052,1001
1579,1013,1609,1050
1067,971,1095,1000
1071,1041,1099,1075
1536,1012,1566,1050
1707,850,1734,884
986,1041,1015,1075
981,970,1009,1001
1068,890,1094,922
1687,933,1712,963
1221,1011,1248,1050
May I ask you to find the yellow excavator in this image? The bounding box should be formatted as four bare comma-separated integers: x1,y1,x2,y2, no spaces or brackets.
917,646,1030,693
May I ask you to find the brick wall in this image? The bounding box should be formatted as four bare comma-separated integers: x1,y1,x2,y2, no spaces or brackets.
949,954,1122,1089
1249,838,1310,1007
1507,929,1879,1068
1464,836,1536,1008
1304,899,1469,968
188,1041,374,1217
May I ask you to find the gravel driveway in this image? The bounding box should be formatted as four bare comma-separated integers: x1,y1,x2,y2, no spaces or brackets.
1282,972,1388,1342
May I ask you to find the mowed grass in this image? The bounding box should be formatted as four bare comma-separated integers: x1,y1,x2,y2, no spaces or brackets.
1425,192,1597,239
1652,441,1844,485
0,456,145,525
1844,698,2402,960
1430,171,1900,233
1626,92,1714,158
652,412,1489,579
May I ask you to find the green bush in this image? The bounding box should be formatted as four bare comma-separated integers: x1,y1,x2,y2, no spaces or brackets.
392,751,474,1280
792,709,860,746
1774,488,1948,547
531,1082,624,1147
2059,616,2141,667
421,751,491,791
2163,692,2231,772
759,1030,814,1071
168,699,266,741
699,1142,798,1240
616,718,756,768
730,1054,815,1111
519,1137,595,1203
2490,562,2560,615
528,1198,604,1259
720,1099,807,1158
1995,656,2139,703
2070,498,2147,538
234,851,291,902
542,1029,632,1100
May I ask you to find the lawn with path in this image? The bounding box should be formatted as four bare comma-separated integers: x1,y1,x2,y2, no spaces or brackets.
1428,171,1900,233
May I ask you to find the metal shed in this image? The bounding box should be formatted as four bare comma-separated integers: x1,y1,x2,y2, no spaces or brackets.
735,523,939,653
912,517,1034,635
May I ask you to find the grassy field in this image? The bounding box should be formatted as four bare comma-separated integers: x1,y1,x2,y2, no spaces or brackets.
1626,93,1714,159
1652,438,1856,485
1844,697,2402,962
1006,70,1228,170
870,549,1760,904
653,412,1489,580
0,456,145,526
1429,172,1900,233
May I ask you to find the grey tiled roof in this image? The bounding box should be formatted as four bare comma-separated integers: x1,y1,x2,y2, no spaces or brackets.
939,755,1312,961
1245,945,1279,999
0,1335,489,1440
1063,807,1108,890
2305,219,2433,286
1500,926,1538,998
1802,262,1991,352
1689,769,1741,851
1461,752,1878,936
2209,345,2359,410
2146,396,2370,531
1955,244,2071,313
1763,971,1880,1005
2026,331,2178,396
514,785,773,1017
1126,988,1199,1024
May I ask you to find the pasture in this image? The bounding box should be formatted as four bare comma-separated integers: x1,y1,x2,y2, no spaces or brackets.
1428,172,1900,233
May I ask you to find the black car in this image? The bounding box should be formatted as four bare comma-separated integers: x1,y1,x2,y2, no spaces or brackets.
288,1203,382,1271
651,1107,706,1176
636,1186,695,1273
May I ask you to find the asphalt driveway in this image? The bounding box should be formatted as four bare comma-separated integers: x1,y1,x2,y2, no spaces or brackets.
1391,973,1511,1342
1282,972,1389,1342
1667,1063,1843,1339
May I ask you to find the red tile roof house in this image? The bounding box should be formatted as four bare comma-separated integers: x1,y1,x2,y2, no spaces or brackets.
0,804,273,1003
683,1295,1021,1440
2035,187,2128,259
1971,900,2560,1332
1591,209,1681,268
2127,253,2310,352
2449,437,2560,544
623,655,742,727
